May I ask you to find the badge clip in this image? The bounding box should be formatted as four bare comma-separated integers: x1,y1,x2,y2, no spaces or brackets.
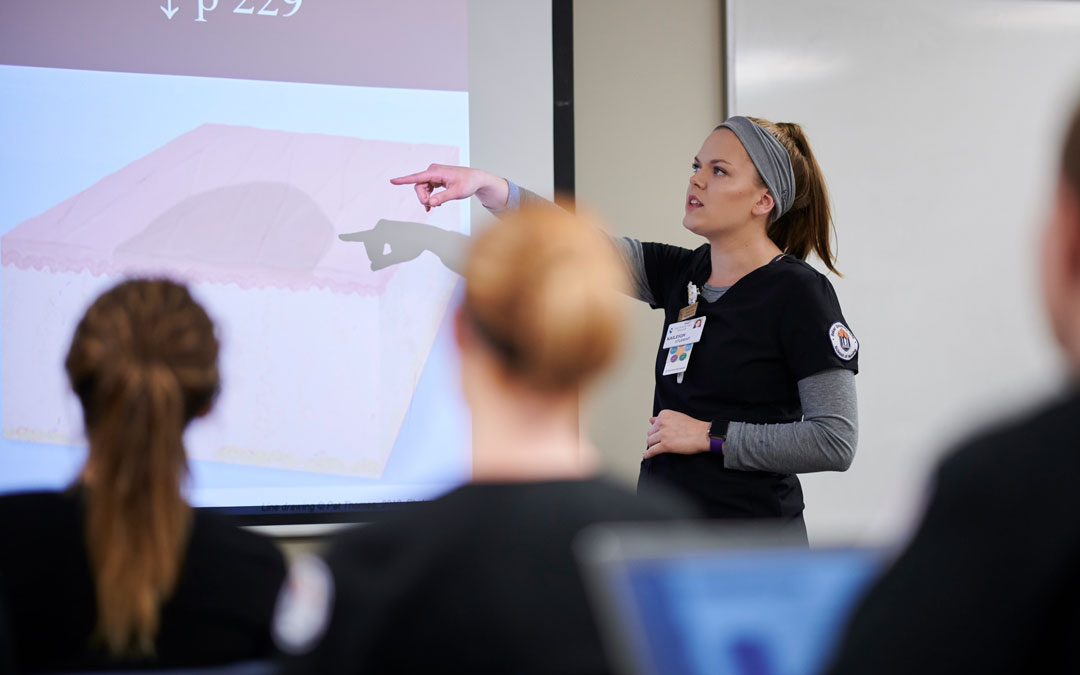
678,282,700,321
677,303,698,322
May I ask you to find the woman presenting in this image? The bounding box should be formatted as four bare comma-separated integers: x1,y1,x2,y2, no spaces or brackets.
391,116,858,539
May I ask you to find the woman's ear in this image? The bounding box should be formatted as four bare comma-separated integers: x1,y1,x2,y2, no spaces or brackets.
455,304,468,349
1061,181,1080,281
1042,178,1080,363
753,189,775,219
454,305,469,352
1049,180,1080,287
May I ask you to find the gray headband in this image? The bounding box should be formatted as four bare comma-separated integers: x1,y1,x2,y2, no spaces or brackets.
716,116,796,219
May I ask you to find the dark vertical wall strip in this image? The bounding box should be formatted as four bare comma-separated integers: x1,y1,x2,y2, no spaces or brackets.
720,0,730,119
552,0,576,207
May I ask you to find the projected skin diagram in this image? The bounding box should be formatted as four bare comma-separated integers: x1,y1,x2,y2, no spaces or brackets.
1,123,464,477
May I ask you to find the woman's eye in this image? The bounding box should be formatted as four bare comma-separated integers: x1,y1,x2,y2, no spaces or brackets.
713,166,726,176
691,163,700,173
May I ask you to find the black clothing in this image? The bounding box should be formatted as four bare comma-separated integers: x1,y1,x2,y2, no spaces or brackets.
826,387,1080,675
637,244,858,521
292,479,693,674
0,490,286,673
0,579,12,675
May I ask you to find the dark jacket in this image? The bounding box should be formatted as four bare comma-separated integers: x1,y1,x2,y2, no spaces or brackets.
827,387,1080,674
0,489,286,672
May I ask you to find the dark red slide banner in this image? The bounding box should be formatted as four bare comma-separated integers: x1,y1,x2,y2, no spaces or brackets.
0,0,467,91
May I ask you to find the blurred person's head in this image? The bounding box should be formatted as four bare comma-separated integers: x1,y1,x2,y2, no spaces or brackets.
457,205,627,480
65,279,219,656
1043,97,1080,372
686,117,838,274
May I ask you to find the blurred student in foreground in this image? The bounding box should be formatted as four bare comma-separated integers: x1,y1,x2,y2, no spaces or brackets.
0,280,286,672
275,206,693,674
826,97,1080,673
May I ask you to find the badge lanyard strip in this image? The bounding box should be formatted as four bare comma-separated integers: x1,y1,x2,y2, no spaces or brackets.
677,282,700,384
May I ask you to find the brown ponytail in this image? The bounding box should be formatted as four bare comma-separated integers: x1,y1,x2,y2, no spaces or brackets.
65,280,219,656
745,117,839,275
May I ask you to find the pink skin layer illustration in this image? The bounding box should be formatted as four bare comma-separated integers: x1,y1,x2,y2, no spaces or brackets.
2,123,464,477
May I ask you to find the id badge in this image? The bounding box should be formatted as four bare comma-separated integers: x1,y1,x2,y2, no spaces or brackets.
663,316,706,349
662,316,705,378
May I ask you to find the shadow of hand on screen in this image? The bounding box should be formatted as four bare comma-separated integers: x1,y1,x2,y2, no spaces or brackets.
340,219,469,275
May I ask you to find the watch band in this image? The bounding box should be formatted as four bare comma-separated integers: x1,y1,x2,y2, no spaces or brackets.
709,436,725,455
708,420,729,455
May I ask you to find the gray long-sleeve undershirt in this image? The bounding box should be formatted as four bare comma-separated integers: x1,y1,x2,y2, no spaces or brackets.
726,369,857,474
495,181,859,474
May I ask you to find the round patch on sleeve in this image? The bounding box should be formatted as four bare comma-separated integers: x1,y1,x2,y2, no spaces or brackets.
829,322,859,360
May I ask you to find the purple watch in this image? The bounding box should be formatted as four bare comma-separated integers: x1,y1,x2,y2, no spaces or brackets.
708,420,729,455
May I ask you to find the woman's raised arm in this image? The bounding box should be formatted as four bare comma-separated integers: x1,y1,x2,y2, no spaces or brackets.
390,164,510,211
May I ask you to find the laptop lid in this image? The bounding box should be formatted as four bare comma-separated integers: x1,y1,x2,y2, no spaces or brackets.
574,522,883,675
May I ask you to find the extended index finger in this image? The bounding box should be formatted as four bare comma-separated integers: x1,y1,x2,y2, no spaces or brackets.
390,169,439,185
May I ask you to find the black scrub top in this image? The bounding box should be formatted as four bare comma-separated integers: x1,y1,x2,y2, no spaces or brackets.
285,479,695,675
637,242,859,520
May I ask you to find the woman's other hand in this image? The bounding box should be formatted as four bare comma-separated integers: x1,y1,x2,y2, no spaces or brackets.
643,410,711,459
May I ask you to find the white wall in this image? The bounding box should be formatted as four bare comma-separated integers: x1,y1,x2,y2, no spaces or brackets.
728,0,1080,543
574,0,725,483
469,0,554,218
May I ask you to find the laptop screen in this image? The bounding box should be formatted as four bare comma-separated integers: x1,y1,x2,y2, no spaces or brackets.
576,525,882,675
